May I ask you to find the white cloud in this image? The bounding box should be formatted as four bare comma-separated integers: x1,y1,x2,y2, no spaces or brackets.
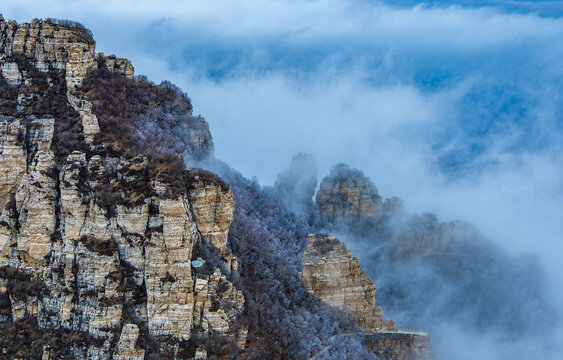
4,0,563,47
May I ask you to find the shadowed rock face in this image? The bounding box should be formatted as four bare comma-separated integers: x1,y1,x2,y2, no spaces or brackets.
302,234,432,360
274,152,317,205
316,163,383,225
0,16,243,359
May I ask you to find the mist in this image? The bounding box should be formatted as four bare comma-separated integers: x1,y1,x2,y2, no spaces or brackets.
3,0,562,358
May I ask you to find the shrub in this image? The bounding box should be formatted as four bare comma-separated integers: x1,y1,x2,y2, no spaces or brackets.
81,59,194,158
79,235,118,256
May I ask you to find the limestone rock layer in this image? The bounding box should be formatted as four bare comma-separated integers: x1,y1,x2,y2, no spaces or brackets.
0,16,243,359
302,234,386,332
302,234,431,360
316,163,383,225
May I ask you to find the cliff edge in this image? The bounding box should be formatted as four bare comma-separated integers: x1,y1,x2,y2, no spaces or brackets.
302,234,431,360
0,16,243,359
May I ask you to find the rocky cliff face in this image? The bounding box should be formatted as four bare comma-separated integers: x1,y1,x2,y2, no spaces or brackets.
0,16,243,359
0,16,96,89
0,16,442,360
316,163,383,226
302,234,431,360
313,160,554,347
302,234,388,333
315,163,489,259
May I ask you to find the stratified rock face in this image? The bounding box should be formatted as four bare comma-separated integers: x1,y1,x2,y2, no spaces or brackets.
187,170,234,256
303,235,392,333
0,16,244,359
0,16,214,160
302,234,386,332
316,163,383,225
302,234,431,360
274,153,317,205
0,129,246,357
0,16,96,89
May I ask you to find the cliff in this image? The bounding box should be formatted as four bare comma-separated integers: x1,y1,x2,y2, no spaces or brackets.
302,234,431,360
0,16,442,359
316,163,383,226
314,161,554,342
0,16,243,359
302,234,387,333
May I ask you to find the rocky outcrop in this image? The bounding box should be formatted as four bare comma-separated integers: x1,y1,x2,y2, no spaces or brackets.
0,16,96,146
0,16,244,359
187,170,234,257
274,153,317,205
316,163,383,225
0,16,96,89
0,116,246,357
98,53,134,79
302,234,431,360
302,234,387,332
316,163,491,260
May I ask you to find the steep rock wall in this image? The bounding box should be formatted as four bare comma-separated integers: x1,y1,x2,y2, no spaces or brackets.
0,113,246,358
302,234,431,360
0,16,243,359
302,234,387,332
316,163,383,225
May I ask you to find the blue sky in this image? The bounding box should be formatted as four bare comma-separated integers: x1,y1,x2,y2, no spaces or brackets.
2,1,563,357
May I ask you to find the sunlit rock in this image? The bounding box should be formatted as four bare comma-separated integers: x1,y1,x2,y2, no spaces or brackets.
0,15,245,358
316,163,383,225
302,234,432,360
